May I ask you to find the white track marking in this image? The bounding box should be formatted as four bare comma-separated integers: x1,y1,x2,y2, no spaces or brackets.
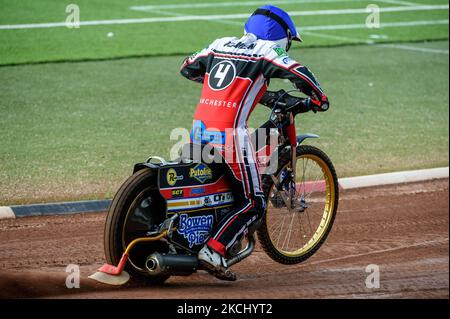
308,238,449,267
301,30,363,42
0,5,447,30
294,4,450,16
151,8,243,27
300,19,448,31
378,43,449,54
130,0,395,11
377,0,423,6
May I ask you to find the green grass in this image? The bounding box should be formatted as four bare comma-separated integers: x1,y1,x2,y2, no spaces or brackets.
0,40,448,205
0,0,448,65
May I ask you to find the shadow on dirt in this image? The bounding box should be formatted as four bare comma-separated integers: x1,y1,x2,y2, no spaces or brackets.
0,270,234,299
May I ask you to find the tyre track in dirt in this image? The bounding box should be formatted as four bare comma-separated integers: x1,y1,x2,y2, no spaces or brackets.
0,179,448,298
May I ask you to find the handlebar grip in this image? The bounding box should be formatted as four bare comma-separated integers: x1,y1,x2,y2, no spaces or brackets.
320,102,329,111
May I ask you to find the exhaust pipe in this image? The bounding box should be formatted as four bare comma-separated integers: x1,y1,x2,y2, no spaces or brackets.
144,234,256,276
145,252,199,276
227,234,256,267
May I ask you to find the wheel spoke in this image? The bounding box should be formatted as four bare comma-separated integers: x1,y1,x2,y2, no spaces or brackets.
282,208,296,251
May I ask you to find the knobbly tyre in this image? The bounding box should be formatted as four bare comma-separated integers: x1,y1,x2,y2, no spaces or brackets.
89,90,339,285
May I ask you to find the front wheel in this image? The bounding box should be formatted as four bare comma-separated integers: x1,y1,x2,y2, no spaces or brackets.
257,145,339,264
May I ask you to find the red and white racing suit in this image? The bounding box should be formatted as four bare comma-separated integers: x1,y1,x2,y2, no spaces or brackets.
180,33,328,257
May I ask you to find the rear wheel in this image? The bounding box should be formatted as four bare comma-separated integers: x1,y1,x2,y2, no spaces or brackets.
257,145,338,264
104,168,170,285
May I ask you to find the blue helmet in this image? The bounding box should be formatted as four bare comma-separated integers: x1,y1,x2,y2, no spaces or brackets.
244,5,302,51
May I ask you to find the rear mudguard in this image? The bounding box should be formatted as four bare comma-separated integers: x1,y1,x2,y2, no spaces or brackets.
133,162,160,174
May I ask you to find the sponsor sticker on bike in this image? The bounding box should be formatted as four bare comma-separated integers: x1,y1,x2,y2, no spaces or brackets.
171,189,184,198
203,192,234,207
166,192,233,212
189,163,212,184
177,214,214,248
190,187,206,196
166,168,184,186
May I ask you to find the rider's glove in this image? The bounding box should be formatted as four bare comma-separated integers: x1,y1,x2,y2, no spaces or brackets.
306,95,330,113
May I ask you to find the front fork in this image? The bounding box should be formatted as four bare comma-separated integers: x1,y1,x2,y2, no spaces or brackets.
281,113,298,211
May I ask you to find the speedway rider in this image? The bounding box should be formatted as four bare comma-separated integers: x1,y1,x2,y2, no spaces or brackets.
180,5,330,281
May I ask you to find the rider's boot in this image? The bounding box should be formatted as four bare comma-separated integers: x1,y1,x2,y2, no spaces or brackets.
198,245,237,281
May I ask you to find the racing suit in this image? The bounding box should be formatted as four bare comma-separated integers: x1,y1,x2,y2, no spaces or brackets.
180,33,328,257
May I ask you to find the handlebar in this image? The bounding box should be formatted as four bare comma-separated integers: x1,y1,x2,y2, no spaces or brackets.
259,90,304,113
260,90,328,114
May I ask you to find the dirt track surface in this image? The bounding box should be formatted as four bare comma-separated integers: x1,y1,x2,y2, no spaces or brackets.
0,179,448,299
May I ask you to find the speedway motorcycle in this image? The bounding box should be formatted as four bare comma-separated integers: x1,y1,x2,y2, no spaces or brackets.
89,90,339,285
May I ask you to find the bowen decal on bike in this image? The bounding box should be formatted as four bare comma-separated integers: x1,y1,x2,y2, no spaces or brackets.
177,214,214,248
189,163,213,184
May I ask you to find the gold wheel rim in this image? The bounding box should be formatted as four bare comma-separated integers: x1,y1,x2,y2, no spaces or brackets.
266,154,336,258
